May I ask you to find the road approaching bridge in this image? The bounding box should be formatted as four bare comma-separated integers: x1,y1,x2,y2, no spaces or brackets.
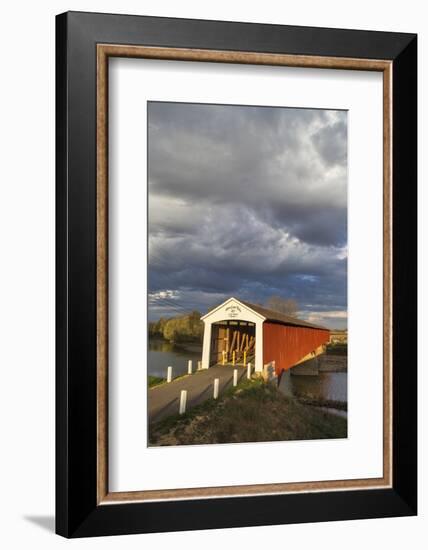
148,365,246,424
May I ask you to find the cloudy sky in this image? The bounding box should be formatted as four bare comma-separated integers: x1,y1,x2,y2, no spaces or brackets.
148,102,347,329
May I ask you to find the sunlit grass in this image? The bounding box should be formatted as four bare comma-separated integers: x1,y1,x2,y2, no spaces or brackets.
149,376,347,446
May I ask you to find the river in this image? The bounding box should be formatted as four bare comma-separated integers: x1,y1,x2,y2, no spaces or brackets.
148,339,203,378
289,371,347,403
148,339,347,404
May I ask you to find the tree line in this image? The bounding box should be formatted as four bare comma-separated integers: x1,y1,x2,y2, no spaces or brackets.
148,297,299,344
149,310,204,343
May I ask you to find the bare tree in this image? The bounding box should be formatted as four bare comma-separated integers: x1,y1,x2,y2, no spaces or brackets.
265,296,299,317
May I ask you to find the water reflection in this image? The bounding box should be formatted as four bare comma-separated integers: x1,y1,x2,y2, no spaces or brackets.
290,372,347,403
148,338,202,378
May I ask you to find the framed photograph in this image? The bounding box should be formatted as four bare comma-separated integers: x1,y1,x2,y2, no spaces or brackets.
56,11,417,537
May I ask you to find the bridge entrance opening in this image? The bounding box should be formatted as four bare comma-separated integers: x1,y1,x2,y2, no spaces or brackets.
209,320,256,367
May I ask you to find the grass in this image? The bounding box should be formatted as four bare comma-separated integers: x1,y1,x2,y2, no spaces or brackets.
149,377,347,446
148,375,164,388
149,369,205,389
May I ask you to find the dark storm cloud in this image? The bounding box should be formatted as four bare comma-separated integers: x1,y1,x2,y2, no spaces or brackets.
312,118,347,167
148,102,348,328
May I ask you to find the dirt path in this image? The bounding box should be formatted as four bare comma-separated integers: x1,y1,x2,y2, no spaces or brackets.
148,365,246,423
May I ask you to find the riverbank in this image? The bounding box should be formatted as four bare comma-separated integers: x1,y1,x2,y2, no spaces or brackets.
148,375,164,388
149,377,347,446
295,395,347,411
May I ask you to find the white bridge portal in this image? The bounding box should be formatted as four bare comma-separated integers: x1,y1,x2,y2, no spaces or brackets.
201,298,265,373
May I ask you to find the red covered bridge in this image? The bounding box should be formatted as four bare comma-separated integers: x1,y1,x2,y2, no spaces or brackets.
201,297,329,377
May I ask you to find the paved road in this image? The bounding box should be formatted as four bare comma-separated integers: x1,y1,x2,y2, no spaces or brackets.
148,365,246,423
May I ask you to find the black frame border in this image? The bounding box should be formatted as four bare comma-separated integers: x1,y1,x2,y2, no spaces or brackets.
56,11,417,537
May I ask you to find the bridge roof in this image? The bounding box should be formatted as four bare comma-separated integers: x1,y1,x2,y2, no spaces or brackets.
203,297,328,331
240,301,329,331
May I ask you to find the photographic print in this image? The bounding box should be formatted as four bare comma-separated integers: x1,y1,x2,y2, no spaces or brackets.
147,101,348,447
56,14,417,535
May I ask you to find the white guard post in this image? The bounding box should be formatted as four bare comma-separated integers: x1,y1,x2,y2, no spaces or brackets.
166,366,172,383
233,369,238,387
179,390,187,414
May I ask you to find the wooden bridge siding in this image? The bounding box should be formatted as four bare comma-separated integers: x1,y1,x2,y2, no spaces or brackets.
263,322,330,375
210,322,255,365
